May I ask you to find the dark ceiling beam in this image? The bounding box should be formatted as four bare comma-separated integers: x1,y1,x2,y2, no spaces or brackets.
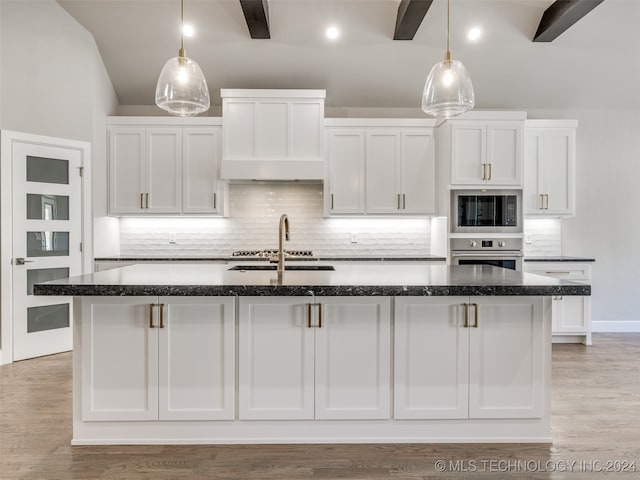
394,0,434,40
533,0,605,42
239,0,270,39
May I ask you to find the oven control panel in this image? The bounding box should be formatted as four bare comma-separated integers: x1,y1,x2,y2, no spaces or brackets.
451,237,523,251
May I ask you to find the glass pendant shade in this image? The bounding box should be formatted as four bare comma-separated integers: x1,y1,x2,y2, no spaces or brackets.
422,59,475,118
155,56,210,116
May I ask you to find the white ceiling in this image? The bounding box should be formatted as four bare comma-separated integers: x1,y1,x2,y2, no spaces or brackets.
57,0,640,110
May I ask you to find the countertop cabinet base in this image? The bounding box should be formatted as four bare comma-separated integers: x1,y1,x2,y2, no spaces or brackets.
524,262,592,345
73,294,552,445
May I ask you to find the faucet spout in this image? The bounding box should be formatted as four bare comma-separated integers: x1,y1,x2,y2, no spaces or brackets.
277,214,290,275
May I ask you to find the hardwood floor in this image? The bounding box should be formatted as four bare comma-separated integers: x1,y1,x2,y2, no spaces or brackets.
1,333,639,479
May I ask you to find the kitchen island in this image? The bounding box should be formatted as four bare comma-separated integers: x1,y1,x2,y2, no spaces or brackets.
35,264,589,445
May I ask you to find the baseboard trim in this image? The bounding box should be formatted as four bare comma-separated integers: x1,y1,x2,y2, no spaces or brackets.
592,321,640,333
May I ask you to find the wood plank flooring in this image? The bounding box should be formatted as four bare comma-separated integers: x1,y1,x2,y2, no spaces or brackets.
1,333,639,479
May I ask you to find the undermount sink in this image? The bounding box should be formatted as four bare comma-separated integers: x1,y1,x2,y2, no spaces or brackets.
228,265,335,271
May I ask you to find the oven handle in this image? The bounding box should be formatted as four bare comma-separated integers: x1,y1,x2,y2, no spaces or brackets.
451,252,524,258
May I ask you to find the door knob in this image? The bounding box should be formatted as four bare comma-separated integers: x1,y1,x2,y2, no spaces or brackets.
15,258,34,265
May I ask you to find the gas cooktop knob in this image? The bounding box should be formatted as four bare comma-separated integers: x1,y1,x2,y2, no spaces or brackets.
498,241,506,247
469,241,477,248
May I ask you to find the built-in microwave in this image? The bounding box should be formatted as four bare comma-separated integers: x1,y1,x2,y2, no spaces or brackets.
451,190,522,234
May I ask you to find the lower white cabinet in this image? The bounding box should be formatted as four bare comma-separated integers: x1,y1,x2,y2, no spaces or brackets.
80,296,235,421
394,296,545,420
524,262,592,344
238,296,391,420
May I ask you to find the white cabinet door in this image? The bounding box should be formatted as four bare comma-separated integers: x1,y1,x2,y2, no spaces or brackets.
394,298,469,419
238,297,315,420
326,129,365,214
146,128,182,214
81,297,158,421
524,127,575,217
182,127,222,214
109,127,146,214
159,297,235,421
400,129,436,214
486,122,522,186
314,297,391,420
468,297,544,419
365,130,401,214
451,121,522,186
544,129,574,215
290,101,324,159
451,122,486,185
553,296,589,333
524,129,544,213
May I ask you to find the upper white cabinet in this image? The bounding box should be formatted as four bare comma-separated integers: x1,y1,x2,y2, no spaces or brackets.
238,296,391,421
108,117,224,216
220,89,325,180
182,127,223,214
450,121,523,186
109,126,181,214
325,119,437,216
326,129,366,214
524,120,577,217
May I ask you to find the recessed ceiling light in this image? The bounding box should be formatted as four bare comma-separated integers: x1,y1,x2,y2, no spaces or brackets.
325,26,340,40
183,24,195,37
467,27,482,42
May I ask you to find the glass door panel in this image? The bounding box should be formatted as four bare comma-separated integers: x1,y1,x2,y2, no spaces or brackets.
27,232,70,257
26,155,69,184
27,268,69,295
27,304,70,333
27,194,70,220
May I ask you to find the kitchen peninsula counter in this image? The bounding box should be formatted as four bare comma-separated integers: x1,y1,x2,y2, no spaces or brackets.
35,264,575,445
35,263,588,297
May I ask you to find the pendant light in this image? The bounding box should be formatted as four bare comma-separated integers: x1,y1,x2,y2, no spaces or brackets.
421,0,474,118
155,0,210,116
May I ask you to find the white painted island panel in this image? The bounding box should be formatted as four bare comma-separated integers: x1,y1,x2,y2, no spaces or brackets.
238,297,315,420
314,297,391,420
469,297,544,419
159,297,235,420
81,297,158,421
394,298,469,419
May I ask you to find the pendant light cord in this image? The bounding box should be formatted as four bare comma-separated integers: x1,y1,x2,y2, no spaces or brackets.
179,0,186,58
445,0,451,62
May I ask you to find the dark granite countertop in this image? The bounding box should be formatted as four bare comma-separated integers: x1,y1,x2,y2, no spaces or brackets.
524,256,595,263
94,255,447,262
94,256,230,262
34,264,589,297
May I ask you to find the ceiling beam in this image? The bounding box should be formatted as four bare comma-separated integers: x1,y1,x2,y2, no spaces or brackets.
533,0,604,42
394,0,434,40
239,0,270,39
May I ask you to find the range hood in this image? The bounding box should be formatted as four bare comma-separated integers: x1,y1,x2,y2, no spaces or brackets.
220,89,326,180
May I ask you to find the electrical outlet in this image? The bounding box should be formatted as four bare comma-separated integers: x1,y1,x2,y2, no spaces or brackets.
350,233,358,243
525,233,533,244
169,232,177,244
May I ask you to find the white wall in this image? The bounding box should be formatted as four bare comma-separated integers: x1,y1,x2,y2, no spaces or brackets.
0,0,120,259
529,109,640,329
0,0,119,360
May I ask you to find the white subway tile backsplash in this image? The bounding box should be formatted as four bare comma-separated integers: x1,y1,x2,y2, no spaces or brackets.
524,219,562,256
119,183,432,257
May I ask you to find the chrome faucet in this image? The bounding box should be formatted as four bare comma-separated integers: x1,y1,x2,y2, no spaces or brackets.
277,213,290,275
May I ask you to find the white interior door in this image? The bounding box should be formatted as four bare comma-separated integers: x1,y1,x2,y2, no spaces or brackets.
11,140,83,361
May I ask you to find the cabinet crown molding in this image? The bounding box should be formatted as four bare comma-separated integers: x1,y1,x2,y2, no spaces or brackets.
220,89,326,99
108,116,222,126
